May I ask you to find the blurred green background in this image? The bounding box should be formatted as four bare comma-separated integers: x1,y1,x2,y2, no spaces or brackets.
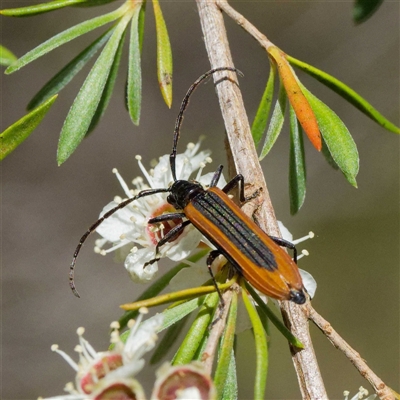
2,1,399,399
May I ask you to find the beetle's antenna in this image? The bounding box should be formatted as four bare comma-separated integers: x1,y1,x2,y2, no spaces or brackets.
70,188,168,297
170,67,242,181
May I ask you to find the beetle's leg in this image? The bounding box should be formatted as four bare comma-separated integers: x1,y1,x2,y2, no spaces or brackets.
222,174,261,203
143,220,191,267
209,164,224,187
269,236,298,263
70,187,169,298
148,212,186,224
206,250,225,307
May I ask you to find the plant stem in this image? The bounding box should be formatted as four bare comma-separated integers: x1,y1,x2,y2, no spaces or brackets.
216,0,274,52
202,288,234,374
195,0,328,398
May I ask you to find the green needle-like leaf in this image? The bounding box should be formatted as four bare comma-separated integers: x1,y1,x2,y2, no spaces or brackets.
321,136,339,170
192,331,210,361
259,82,287,160
138,0,146,52
353,0,383,24
289,105,306,215
287,55,400,134
0,0,87,16
87,27,126,133
127,3,143,125
214,292,238,400
221,349,238,400
120,281,229,311
172,292,219,365
0,44,17,66
28,28,114,111
255,306,270,339
1,95,58,160
57,12,133,165
245,282,304,349
75,0,118,7
160,296,206,332
117,296,205,346
251,62,276,147
150,314,189,365
300,84,359,187
5,4,129,74
242,286,268,400
152,0,173,107
118,249,208,330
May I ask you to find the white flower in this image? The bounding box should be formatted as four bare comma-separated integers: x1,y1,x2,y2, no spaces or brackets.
343,386,377,400
95,141,223,283
42,309,163,400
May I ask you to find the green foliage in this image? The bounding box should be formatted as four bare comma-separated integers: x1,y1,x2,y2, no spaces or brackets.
5,5,127,74
127,3,144,125
353,0,384,24
75,0,118,7
172,292,220,365
289,106,307,215
87,27,127,133
118,250,208,330
0,0,88,17
252,47,398,212
259,81,287,160
214,292,238,399
2,0,173,163
245,282,304,348
287,55,399,134
300,83,359,187
242,286,268,400
27,28,114,111
153,0,173,108
0,95,57,160
0,44,17,66
251,62,276,147
57,12,133,164
220,350,238,400
150,315,190,365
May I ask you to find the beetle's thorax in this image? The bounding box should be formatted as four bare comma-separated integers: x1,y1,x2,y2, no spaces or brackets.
167,180,205,209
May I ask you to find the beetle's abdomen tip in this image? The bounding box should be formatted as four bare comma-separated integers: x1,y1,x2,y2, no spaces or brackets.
290,289,306,305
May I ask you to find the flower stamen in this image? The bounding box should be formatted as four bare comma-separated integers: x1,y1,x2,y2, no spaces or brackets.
51,344,79,371
292,231,315,245
136,155,154,188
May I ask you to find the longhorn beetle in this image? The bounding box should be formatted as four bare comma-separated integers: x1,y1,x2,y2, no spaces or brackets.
69,67,306,304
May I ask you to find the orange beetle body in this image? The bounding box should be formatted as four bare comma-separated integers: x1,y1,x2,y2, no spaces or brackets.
164,180,305,304
185,187,304,302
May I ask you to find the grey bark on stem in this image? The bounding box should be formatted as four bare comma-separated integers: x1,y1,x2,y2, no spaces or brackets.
195,0,328,398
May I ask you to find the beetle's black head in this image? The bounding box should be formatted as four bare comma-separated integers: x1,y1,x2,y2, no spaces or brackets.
167,180,204,210
289,289,307,305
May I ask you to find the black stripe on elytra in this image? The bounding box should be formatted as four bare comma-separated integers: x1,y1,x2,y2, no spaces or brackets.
192,191,277,271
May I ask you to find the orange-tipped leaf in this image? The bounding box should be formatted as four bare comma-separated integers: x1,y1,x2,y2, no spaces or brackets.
268,46,321,151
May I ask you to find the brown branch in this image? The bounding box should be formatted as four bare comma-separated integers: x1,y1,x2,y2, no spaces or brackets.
195,0,328,398
216,0,275,52
307,304,395,400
